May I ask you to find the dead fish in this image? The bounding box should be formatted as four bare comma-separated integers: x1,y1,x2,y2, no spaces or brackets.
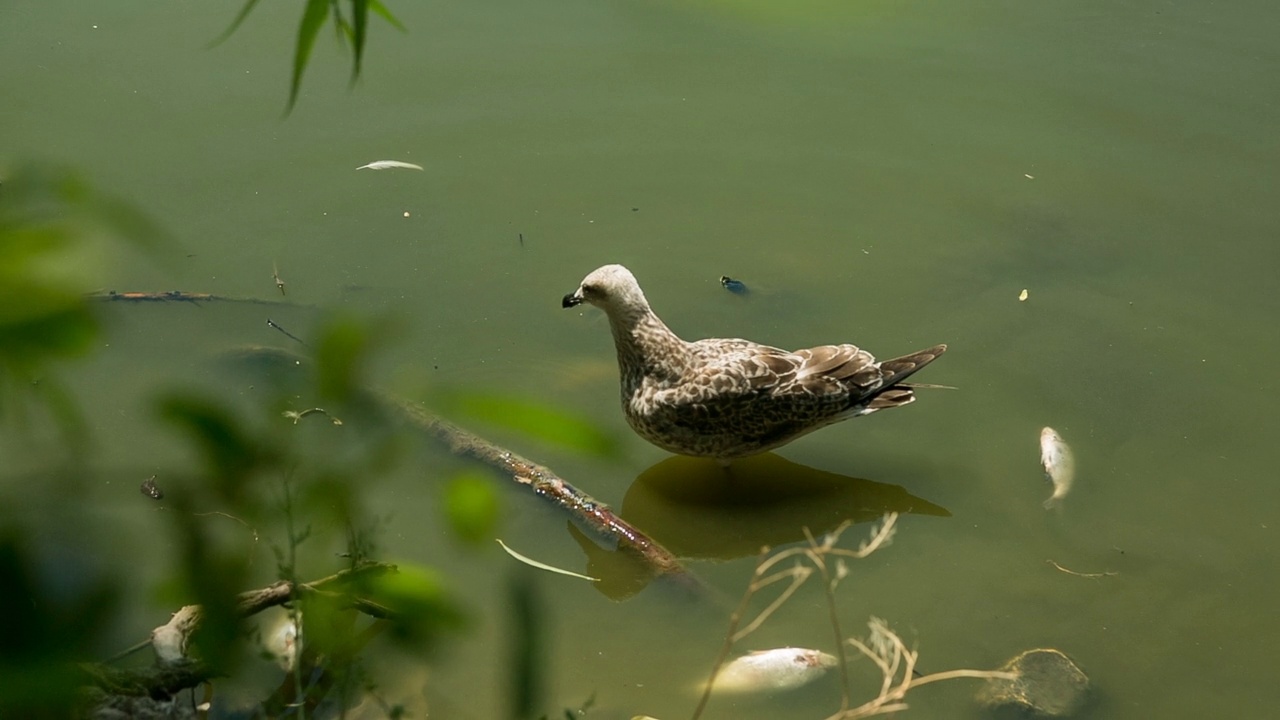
1040,427,1075,508
265,614,300,671
356,160,424,171
707,647,837,693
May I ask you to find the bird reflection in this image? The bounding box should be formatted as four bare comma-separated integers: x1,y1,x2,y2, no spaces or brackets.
565,453,950,600
621,453,949,561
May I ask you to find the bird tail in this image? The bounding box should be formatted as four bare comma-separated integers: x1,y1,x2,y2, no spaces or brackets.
862,344,947,411
880,343,947,386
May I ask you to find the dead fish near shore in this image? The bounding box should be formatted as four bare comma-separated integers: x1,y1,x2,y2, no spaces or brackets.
356,160,424,171
707,647,837,693
1040,427,1074,508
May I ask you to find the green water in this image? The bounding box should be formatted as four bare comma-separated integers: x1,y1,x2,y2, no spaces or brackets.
3,0,1278,717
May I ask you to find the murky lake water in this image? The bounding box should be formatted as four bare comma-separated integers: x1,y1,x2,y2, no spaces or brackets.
3,0,1278,717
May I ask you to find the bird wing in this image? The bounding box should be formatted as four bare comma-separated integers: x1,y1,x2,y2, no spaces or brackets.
687,340,883,399
793,344,885,395
683,339,799,394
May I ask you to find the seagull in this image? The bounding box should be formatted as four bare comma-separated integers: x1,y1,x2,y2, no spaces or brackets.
562,264,947,460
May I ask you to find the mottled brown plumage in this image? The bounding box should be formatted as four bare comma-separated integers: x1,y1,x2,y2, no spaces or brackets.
562,265,946,459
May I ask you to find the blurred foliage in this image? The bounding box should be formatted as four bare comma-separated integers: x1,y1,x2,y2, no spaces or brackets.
443,470,501,545
213,0,407,113
357,564,466,646
507,571,544,720
0,159,472,713
0,5,614,714
429,389,622,460
0,531,120,718
0,164,165,438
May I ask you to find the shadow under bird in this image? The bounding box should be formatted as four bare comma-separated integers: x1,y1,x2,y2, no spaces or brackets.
562,264,946,460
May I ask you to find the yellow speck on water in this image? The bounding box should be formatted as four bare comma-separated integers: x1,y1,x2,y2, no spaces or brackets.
1019,289,1029,302
403,211,410,218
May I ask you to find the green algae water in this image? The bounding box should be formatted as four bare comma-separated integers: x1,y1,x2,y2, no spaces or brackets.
2,0,1277,716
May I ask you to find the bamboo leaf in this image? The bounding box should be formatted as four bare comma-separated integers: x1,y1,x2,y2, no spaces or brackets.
351,0,369,84
331,0,350,45
208,0,263,48
333,13,355,45
369,0,407,32
286,0,331,114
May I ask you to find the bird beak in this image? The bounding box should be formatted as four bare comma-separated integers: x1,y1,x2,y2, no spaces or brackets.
562,291,583,308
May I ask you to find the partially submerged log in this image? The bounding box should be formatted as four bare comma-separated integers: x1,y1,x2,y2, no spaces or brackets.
88,290,296,305
389,396,689,580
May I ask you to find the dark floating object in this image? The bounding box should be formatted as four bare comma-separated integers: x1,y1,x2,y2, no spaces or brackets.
978,648,1089,717
140,476,164,500
272,261,286,296
266,318,309,348
719,276,749,295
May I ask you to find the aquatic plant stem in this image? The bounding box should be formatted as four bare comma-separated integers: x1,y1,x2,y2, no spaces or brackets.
804,526,852,712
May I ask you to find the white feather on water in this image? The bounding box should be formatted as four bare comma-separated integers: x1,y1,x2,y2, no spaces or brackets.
356,160,424,171
706,647,837,693
1040,427,1075,508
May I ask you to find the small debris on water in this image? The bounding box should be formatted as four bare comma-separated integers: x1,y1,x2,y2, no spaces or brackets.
978,648,1089,717
1019,288,1029,302
283,408,343,426
140,476,163,500
719,276,749,295
356,160,424,171
403,211,411,218
496,539,599,582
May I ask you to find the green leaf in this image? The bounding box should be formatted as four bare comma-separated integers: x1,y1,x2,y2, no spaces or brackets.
0,163,166,432
0,302,96,358
443,471,499,544
430,390,621,459
360,564,465,648
351,0,369,84
287,0,331,113
0,163,167,253
157,394,263,498
208,0,263,48
330,0,350,44
314,315,371,402
369,0,407,32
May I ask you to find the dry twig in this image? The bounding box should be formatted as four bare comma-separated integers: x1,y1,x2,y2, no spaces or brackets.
691,513,1016,720
832,618,1016,719
1047,559,1118,578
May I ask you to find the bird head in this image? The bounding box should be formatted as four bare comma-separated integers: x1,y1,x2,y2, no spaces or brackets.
562,264,648,313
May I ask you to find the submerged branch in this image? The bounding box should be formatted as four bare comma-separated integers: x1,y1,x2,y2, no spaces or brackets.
389,396,689,580
87,289,303,306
